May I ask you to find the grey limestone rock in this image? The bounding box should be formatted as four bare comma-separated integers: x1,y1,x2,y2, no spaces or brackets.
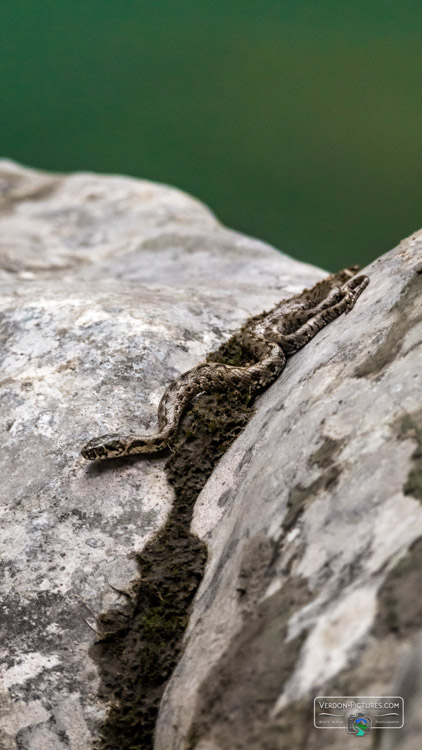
155,233,422,749
0,161,322,749
1,160,421,750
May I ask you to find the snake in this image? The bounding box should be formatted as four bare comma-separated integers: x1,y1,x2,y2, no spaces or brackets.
81,267,369,460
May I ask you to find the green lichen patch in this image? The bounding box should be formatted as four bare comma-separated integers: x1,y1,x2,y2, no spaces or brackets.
91,329,260,750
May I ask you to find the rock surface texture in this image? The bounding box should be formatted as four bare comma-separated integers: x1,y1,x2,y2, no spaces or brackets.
0,161,322,750
0,161,420,750
155,236,422,749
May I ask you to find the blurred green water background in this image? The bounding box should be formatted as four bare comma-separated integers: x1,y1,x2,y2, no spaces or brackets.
1,0,421,270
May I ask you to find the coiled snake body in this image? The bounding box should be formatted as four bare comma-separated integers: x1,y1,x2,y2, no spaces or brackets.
81,267,368,460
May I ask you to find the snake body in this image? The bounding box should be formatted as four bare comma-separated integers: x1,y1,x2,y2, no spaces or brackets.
81,267,369,460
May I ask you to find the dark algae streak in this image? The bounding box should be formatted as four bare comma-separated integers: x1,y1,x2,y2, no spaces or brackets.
399,409,422,503
283,435,345,531
91,330,257,750
354,272,421,379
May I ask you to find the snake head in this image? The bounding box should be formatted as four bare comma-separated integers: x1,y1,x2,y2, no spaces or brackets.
81,433,127,461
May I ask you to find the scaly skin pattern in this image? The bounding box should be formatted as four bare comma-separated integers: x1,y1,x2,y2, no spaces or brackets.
81,267,369,460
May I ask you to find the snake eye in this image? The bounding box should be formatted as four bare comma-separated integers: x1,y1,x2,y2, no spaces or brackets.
81,446,97,460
